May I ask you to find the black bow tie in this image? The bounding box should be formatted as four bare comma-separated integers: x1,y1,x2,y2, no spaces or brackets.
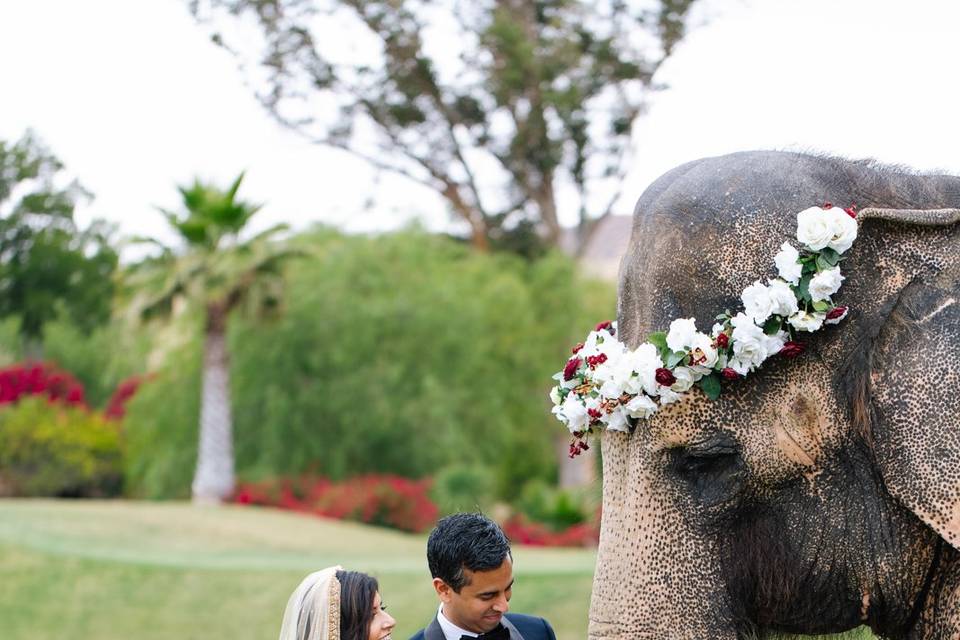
462,624,509,640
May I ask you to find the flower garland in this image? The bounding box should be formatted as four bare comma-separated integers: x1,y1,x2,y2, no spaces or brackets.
551,204,858,458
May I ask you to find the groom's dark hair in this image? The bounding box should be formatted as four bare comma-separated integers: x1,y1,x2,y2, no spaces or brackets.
427,512,511,592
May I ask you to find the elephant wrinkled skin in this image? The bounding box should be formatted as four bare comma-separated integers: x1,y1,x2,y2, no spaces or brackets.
590,151,960,639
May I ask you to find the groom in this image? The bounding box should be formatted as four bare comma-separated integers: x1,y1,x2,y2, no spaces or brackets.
410,512,557,640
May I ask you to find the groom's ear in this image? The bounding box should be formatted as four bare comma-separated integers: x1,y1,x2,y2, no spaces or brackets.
433,578,453,603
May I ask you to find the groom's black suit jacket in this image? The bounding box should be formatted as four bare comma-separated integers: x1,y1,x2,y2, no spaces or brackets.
408,612,556,640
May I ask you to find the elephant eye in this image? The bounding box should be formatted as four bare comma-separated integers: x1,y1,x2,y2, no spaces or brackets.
669,435,744,507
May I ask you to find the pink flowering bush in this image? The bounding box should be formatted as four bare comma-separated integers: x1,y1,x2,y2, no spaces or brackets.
0,362,86,407
501,514,599,548
234,474,439,533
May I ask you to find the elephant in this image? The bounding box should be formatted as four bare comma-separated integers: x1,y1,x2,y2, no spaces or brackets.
589,150,960,639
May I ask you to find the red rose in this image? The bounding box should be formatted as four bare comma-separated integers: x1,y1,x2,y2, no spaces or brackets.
595,320,613,332
568,437,590,459
587,408,603,420
563,357,581,381
721,367,740,380
826,306,848,320
655,368,676,386
822,201,833,209
780,341,805,358
586,353,608,368
715,332,729,349
572,342,585,354
843,204,857,218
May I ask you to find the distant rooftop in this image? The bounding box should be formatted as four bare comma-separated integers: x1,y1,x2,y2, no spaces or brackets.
559,215,633,282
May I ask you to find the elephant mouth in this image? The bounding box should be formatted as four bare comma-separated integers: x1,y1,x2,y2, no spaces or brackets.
587,619,740,640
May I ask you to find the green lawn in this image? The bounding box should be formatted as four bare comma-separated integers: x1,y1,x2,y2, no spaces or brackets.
0,500,593,640
0,500,874,640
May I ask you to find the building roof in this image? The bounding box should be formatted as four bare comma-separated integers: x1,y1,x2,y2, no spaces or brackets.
560,215,633,282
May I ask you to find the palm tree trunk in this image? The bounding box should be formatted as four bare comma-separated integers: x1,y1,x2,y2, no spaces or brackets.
191,325,235,504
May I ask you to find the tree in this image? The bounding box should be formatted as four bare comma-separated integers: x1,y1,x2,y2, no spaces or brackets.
124,173,298,503
0,131,117,344
188,0,697,253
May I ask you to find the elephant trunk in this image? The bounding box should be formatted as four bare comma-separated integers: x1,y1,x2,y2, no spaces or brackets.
588,431,737,640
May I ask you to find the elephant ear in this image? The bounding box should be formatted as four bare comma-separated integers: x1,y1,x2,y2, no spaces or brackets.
856,207,960,551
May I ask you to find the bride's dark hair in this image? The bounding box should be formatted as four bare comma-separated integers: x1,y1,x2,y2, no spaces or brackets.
336,570,379,640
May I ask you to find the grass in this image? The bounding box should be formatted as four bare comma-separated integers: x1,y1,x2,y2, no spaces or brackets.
0,500,594,640
0,500,876,640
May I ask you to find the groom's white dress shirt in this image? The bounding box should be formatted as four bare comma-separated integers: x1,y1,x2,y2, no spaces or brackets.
437,604,479,640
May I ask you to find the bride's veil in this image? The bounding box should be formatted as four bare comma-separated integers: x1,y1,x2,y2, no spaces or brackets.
278,566,343,640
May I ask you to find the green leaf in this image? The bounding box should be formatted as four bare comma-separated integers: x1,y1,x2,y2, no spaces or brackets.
666,351,686,368
647,331,669,360
698,373,721,400
763,316,782,335
802,261,817,275
820,247,841,266
797,274,812,302
812,300,830,312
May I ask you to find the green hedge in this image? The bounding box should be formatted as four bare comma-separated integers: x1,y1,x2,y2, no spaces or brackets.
122,326,201,499
42,318,149,409
0,397,123,497
123,230,614,500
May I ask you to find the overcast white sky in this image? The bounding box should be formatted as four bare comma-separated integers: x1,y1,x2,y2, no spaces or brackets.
1,0,958,247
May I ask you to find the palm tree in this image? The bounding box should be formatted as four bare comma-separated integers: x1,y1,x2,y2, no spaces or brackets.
125,173,298,504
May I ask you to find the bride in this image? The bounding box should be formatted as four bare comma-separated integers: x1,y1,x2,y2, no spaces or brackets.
279,566,396,640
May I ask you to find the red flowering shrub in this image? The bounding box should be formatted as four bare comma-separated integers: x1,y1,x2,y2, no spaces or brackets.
104,374,150,420
0,362,86,408
234,474,438,533
501,514,599,548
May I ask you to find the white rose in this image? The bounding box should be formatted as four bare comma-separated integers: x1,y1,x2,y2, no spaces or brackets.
602,406,631,432
729,313,769,373
788,310,825,332
797,206,834,251
625,394,658,419
579,331,601,359
711,322,725,337
554,395,588,432
767,279,799,317
592,347,625,395
730,311,760,332
666,317,698,352
688,332,718,374
670,366,697,392
809,266,844,302
774,242,802,285
606,355,642,397
549,386,562,405
764,330,787,357
741,280,775,324
826,207,858,254
629,343,663,397
588,331,625,361
598,378,624,400
658,387,682,405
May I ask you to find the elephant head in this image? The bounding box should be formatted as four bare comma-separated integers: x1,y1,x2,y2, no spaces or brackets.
589,151,960,639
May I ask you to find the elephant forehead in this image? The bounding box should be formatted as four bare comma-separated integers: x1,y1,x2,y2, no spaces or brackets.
619,205,794,346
